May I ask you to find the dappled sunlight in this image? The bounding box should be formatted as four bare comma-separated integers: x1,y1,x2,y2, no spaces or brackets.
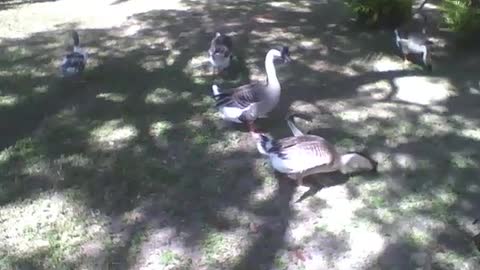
393,76,456,105
89,119,138,150
0,0,188,38
0,190,110,267
268,0,313,13
248,160,279,204
288,184,386,269
184,53,211,83
145,88,179,105
1,0,480,269
33,85,49,94
149,121,173,148
96,92,127,103
129,227,191,269
0,94,20,107
372,57,405,72
0,67,49,78
140,55,166,71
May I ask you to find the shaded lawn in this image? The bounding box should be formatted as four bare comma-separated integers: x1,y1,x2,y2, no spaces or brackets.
1,0,480,269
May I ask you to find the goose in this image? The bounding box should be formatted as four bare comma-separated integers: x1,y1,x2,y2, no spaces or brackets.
211,46,291,131
61,30,87,78
251,114,377,186
394,0,432,71
208,32,233,74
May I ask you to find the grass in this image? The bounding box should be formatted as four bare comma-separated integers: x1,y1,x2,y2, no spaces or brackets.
1,0,480,270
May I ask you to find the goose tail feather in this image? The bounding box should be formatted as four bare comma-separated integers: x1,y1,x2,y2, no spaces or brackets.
285,113,305,136
212,85,221,96
339,152,377,174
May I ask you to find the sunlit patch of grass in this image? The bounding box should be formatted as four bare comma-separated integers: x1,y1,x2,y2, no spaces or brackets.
149,121,173,148
127,230,148,264
160,250,182,267
450,152,478,169
140,55,166,71
458,128,480,141
145,88,176,105
0,94,20,107
406,228,433,247
96,92,127,103
434,251,474,270
201,231,239,267
89,119,138,150
273,254,288,270
4,137,45,164
0,189,109,269
393,77,456,106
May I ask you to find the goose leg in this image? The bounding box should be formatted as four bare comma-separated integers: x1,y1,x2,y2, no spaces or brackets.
403,54,409,68
297,176,304,186
287,173,304,186
246,121,258,132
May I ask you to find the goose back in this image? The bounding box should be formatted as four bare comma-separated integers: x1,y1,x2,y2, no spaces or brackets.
267,135,339,174
213,82,269,122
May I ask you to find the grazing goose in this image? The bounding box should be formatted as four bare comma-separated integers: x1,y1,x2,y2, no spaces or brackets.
211,46,291,131
208,32,233,74
61,30,87,77
251,114,377,186
394,0,432,71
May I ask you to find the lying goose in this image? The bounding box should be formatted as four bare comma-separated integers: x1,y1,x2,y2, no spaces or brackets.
211,46,291,131
208,32,233,74
61,30,87,77
251,114,377,186
394,0,432,71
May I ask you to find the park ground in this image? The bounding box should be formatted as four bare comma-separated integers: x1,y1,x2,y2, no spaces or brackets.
0,0,479,269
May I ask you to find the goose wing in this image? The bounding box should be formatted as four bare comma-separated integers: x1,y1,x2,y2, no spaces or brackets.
214,82,265,109
271,135,337,168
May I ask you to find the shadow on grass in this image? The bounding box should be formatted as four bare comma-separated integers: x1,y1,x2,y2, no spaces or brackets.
0,0,479,269
0,0,58,11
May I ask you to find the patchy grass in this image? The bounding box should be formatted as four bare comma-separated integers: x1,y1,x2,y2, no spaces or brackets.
1,0,480,270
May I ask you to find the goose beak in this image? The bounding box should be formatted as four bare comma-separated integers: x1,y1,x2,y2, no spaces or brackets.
283,55,292,63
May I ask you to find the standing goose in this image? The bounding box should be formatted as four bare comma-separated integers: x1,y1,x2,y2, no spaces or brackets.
251,114,377,186
394,0,433,71
211,46,291,131
208,32,233,75
61,30,87,77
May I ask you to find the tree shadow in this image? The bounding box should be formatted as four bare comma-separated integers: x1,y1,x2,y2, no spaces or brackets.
1,0,480,269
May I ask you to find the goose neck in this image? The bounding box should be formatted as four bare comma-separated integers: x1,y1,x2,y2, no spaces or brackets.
265,52,280,89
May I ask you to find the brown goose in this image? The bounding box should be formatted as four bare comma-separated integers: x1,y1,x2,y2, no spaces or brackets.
251,114,377,185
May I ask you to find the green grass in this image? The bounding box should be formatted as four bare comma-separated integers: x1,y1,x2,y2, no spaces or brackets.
160,250,181,266
1,0,480,270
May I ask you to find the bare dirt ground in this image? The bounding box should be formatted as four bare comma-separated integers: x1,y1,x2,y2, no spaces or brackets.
1,0,479,269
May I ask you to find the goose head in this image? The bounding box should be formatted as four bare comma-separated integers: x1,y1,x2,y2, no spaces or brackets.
250,131,274,155
268,46,291,64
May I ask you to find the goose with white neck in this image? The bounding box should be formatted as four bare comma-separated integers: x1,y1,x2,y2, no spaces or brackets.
251,114,377,186
211,46,291,131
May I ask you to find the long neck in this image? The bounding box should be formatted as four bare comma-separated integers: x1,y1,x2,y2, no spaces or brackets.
265,52,280,90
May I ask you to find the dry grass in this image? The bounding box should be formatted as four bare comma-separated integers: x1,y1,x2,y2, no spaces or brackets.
1,0,479,269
